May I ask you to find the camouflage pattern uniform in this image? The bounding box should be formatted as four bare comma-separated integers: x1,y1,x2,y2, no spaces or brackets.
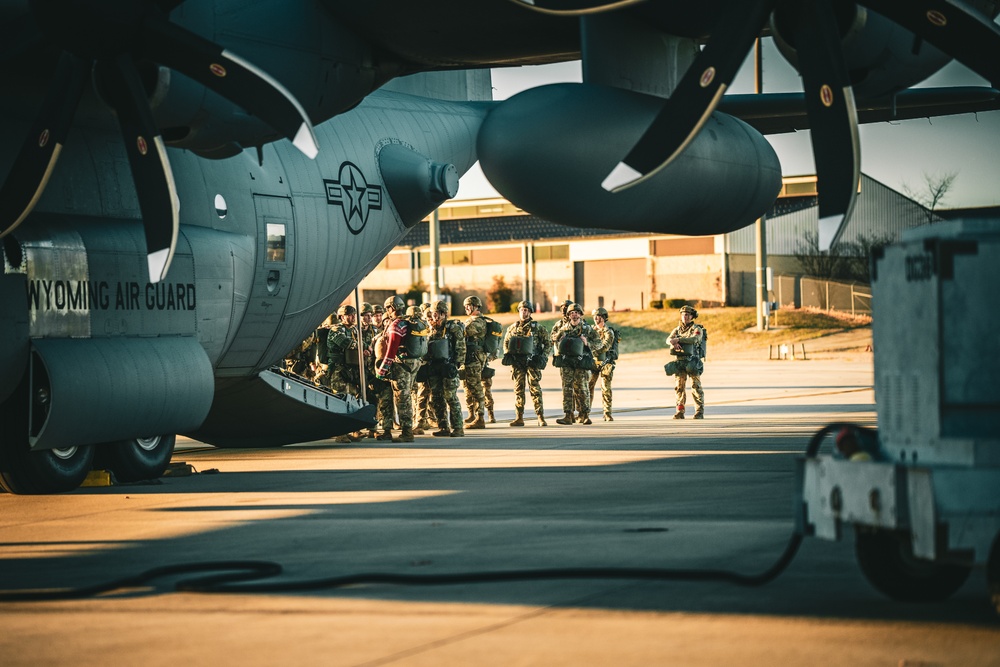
667,305,706,419
284,330,318,380
375,296,422,442
370,305,394,437
551,303,604,424
588,307,619,421
407,305,433,434
326,307,362,397
502,300,551,426
461,296,488,429
426,300,466,437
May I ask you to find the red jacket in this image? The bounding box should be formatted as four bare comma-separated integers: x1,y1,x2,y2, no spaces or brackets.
376,317,408,377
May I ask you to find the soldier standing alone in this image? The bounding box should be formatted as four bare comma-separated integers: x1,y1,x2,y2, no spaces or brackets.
667,305,706,419
502,300,551,426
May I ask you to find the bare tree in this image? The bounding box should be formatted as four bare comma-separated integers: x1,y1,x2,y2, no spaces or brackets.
902,171,958,223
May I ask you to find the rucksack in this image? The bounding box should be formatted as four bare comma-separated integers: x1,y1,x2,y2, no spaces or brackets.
605,326,621,363
481,316,503,357
402,317,429,359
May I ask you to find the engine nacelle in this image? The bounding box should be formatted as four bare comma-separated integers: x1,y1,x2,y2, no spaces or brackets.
770,1,1000,100
478,83,781,236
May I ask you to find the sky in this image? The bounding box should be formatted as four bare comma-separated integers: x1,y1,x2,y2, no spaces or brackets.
457,38,1000,210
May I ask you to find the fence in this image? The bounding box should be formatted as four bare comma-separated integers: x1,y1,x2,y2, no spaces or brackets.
728,273,871,315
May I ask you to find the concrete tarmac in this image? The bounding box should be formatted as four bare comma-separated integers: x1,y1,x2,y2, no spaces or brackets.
2,342,998,666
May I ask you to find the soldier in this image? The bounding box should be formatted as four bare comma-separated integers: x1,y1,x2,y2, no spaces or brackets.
551,302,604,425
359,302,381,439
374,296,423,442
550,299,584,419
408,305,434,435
425,300,466,437
667,305,706,419
502,300,551,426
327,304,365,442
372,303,386,331
461,295,488,429
284,330,318,380
589,307,621,422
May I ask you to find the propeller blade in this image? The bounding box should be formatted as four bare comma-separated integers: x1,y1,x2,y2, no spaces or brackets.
861,0,1000,86
101,55,180,283
140,17,319,159
507,0,646,15
795,0,860,251
602,0,779,192
0,52,87,238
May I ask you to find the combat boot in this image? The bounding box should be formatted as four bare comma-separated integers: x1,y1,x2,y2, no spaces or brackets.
463,414,475,425
393,426,414,443
509,411,524,427
417,419,433,431
580,413,593,425
375,429,393,441
604,413,613,422
673,409,685,420
488,409,496,424
468,414,487,430
555,412,574,425
537,413,548,427
432,428,451,437
693,409,704,419
449,427,465,437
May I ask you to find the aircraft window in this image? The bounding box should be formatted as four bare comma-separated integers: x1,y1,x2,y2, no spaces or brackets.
215,194,228,218
266,223,286,263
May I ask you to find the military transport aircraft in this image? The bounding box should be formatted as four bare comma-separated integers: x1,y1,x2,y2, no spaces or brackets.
1,0,998,493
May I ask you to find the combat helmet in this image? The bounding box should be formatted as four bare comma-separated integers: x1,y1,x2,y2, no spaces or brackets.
515,300,534,312
336,304,356,317
360,302,374,315
405,305,420,317
567,302,583,315
384,295,405,313
592,307,609,319
431,299,449,315
679,305,698,319
559,299,573,316
463,295,482,310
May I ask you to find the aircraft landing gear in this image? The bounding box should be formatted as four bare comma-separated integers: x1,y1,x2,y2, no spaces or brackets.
0,379,95,494
94,434,176,483
855,527,972,603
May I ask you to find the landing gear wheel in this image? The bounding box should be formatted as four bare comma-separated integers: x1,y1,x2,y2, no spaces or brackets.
855,528,972,602
94,434,176,483
0,443,95,495
0,379,95,494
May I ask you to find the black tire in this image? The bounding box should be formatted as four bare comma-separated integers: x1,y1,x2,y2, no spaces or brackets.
0,379,95,494
855,528,972,602
94,434,176,483
0,445,95,494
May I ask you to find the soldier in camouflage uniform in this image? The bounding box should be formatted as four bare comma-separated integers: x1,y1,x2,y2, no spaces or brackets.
327,305,365,442
588,307,620,422
369,303,394,440
358,302,380,439
667,305,706,419
425,300,466,437
374,296,422,442
551,302,604,425
284,330,318,380
461,295,488,429
406,305,433,435
502,300,551,427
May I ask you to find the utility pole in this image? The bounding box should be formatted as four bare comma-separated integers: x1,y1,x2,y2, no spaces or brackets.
754,37,770,331
429,208,441,301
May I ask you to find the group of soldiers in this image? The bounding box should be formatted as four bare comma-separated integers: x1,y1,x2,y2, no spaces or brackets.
285,297,706,440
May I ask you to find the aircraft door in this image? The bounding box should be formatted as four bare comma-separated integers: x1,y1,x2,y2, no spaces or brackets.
216,195,295,373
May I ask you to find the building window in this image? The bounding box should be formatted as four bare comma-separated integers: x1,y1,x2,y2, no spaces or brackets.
536,245,569,261
471,247,521,265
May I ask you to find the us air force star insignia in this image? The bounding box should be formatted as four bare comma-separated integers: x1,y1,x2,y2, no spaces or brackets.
324,162,383,234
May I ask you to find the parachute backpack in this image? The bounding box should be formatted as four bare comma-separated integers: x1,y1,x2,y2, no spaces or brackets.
402,317,430,359
481,316,503,357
